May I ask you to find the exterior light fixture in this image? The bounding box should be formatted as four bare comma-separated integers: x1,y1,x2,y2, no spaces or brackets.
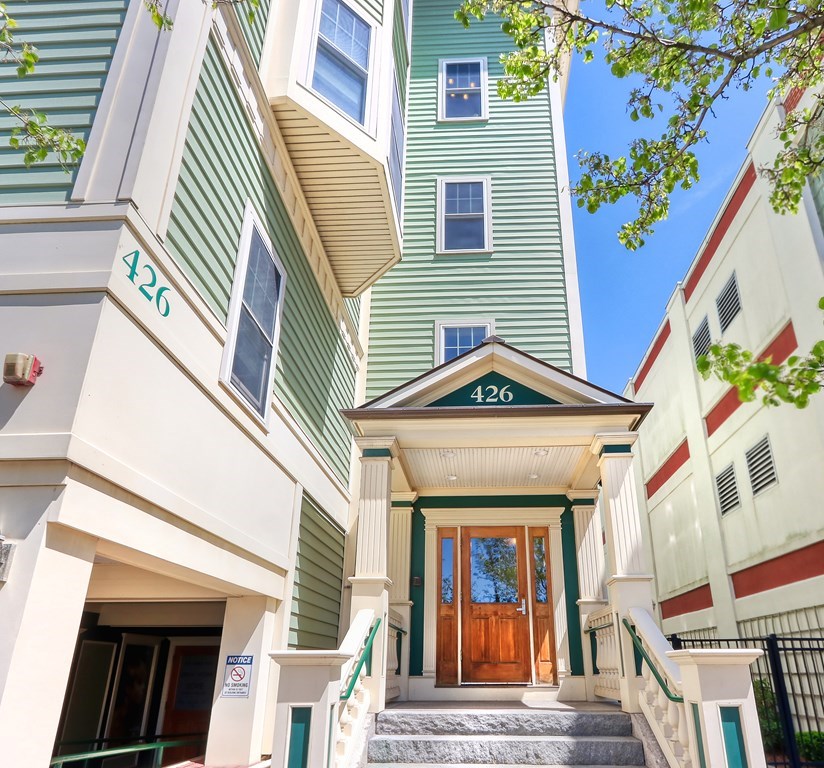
528,473,539,480
534,448,549,457
446,474,458,481
0,534,15,583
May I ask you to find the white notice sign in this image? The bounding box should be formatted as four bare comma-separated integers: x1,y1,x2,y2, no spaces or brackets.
221,655,253,698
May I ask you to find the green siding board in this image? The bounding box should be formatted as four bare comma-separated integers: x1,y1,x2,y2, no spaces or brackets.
0,0,128,204
166,40,356,481
234,0,272,66
353,0,383,23
290,498,345,650
366,0,572,398
392,0,409,105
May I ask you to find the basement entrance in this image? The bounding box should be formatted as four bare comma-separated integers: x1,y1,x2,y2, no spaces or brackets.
437,525,556,685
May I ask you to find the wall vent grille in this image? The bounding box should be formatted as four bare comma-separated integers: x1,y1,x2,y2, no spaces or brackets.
716,273,742,333
715,464,740,515
692,316,712,359
746,436,778,495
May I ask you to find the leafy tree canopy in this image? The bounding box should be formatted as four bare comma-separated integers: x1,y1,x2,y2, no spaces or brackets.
457,0,824,250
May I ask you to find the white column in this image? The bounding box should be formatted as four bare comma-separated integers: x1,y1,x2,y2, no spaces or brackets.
206,595,278,766
421,517,438,679
592,434,655,713
389,492,416,700
569,491,607,701
0,522,95,768
349,437,398,712
549,521,570,680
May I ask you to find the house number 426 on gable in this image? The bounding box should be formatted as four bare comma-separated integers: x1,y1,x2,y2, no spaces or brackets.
122,250,171,317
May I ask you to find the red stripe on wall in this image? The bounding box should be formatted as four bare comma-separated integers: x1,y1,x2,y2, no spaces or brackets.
684,163,757,302
634,320,671,391
704,321,798,437
732,540,824,599
660,584,714,619
645,439,690,499
784,87,805,113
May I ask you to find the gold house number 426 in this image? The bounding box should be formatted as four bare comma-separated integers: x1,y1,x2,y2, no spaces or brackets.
470,384,513,403
122,250,171,317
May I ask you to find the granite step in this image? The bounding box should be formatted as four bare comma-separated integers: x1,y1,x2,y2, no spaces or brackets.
366,734,646,765
375,710,633,738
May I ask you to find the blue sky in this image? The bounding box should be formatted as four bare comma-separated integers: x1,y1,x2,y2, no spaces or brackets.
563,55,773,394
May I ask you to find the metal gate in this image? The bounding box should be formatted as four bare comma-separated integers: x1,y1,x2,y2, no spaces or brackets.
669,634,824,768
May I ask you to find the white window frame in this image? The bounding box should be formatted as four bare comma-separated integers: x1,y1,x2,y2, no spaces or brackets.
435,319,494,365
220,201,287,425
306,0,378,135
436,176,493,254
438,57,489,122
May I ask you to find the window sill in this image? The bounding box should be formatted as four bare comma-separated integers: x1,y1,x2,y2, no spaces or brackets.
300,82,376,141
437,116,489,125
218,376,271,433
436,248,494,256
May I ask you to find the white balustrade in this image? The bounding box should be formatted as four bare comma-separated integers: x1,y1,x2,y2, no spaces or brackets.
587,605,621,700
270,609,380,768
385,609,404,703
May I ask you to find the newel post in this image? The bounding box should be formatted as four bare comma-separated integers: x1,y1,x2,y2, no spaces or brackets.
592,433,655,713
349,437,398,713
668,649,768,768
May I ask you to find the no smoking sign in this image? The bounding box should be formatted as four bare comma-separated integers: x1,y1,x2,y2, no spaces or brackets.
221,655,253,698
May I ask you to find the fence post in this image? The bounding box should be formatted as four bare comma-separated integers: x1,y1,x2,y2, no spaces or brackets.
671,633,682,650
766,634,801,768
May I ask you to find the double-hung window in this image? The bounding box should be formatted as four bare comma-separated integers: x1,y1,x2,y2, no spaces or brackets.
436,320,493,364
312,0,371,125
438,177,491,253
222,204,286,420
440,58,488,121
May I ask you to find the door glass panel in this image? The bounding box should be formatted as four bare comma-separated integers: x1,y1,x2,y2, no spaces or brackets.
533,536,548,603
441,537,454,604
470,536,518,603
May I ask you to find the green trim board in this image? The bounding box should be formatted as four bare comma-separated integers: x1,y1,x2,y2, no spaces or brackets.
409,495,585,677
601,444,633,455
287,707,312,768
427,371,560,407
691,703,708,768
362,448,393,457
720,706,749,768
560,507,584,675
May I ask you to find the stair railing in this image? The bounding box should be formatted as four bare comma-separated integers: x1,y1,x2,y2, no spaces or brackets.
624,608,693,768
270,608,381,768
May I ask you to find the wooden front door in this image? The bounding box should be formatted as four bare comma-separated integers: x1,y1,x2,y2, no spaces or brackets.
460,526,532,683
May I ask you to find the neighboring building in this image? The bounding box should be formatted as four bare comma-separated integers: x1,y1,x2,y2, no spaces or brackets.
626,89,824,641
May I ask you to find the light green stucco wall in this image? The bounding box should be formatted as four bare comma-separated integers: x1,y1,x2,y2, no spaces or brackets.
166,39,357,482
366,0,573,399
0,0,128,205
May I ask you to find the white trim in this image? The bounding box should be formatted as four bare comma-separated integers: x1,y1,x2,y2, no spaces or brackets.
305,0,379,135
547,76,587,377
436,176,493,254
434,318,495,365
220,201,287,426
438,57,489,123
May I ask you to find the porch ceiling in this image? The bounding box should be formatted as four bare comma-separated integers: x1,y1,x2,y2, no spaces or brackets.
402,444,588,492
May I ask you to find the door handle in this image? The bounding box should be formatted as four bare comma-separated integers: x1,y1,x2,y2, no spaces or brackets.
516,597,527,615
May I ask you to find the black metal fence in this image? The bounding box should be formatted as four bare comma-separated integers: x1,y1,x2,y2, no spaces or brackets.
669,634,824,768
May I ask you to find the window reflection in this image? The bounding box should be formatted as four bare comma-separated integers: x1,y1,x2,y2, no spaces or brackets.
441,538,454,604
470,537,517,603
533,536,548,603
